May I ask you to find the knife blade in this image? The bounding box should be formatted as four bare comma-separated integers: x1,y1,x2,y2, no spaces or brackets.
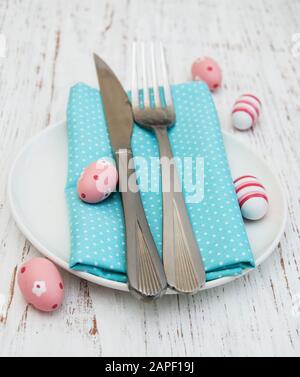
94,54,133,151
93,54,167,300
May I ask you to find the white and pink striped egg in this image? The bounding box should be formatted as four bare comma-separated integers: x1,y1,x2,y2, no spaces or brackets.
234,175,269,221
232,94,262,131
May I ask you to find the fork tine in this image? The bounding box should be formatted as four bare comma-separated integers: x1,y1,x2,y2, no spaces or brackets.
141,42,151,108
131,42,139,109
160,42,173,107
150,42,161,108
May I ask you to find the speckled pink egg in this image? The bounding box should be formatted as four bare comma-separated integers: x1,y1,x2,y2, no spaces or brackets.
18,258,64,313
192,57,222,92
77,158,119,204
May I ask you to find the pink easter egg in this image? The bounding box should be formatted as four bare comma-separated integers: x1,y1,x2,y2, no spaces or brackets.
191,57,222,92
234,175,269,221
18,258,64,313
232,94,262,131
78,158,119,204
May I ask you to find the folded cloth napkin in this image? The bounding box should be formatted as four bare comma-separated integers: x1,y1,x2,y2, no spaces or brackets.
65,81,255,283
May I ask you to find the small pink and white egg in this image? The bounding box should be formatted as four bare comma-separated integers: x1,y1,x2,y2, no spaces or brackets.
232,94,262,131
191,57,222,92
78,158,118,204
18,258,64,312
234,175,269,221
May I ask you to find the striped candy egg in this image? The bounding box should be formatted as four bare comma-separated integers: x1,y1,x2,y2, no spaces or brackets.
234,175,269,221
232,94,262,131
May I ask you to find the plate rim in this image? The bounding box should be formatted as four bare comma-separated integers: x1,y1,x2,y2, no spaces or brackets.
7,121,288,294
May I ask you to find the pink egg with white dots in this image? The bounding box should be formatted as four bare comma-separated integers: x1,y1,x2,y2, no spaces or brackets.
78,158,118,204
192,57,222,92
234,175,269,221
232,94,262,131
18,258,64,313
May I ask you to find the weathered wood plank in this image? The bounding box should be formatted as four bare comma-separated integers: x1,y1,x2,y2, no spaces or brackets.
0,0,299,357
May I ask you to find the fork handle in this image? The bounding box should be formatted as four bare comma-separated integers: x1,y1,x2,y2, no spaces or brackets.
155,128,206,294
116,148,167,300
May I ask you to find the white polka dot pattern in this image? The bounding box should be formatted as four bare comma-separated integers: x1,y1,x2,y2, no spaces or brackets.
65,82,255,283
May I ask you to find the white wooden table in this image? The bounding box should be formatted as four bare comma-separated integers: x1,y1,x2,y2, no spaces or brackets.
0,0,299,357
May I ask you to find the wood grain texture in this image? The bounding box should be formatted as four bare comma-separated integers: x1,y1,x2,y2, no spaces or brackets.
0,0,300,357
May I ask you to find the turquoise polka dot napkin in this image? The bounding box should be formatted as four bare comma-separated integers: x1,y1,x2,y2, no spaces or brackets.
65,81,255,283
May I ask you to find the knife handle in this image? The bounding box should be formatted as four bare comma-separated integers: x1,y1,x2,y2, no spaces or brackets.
116,149,167,300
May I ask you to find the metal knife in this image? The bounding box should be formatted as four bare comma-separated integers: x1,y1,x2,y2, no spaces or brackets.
94,54,167,300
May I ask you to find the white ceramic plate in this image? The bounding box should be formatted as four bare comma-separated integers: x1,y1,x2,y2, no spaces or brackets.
8,122,287,293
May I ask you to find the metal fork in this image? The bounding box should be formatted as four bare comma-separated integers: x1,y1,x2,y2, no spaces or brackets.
131,42,206,294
